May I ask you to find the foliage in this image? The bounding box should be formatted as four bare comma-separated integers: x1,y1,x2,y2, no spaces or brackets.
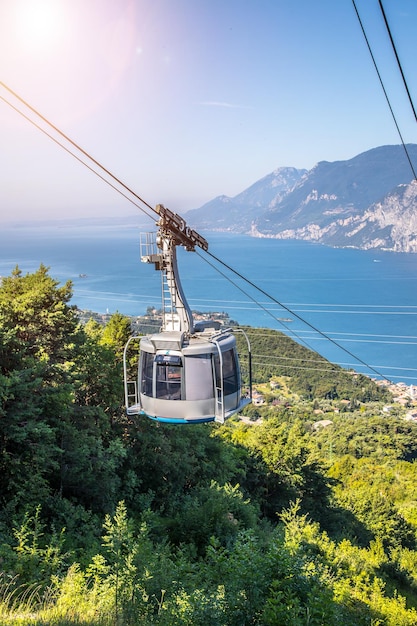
238,326,392,403
313,413,417,461
217,416,332,525
1,266,417,624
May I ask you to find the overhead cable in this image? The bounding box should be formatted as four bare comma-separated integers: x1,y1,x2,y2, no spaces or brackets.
0,82,157,221
378,0,417,124
351,0,417,180
204,248,390,381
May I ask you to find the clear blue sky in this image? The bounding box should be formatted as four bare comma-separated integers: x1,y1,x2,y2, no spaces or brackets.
1,0,417,222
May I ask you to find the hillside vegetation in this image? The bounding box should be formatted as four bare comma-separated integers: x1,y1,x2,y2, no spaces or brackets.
1,266,417,624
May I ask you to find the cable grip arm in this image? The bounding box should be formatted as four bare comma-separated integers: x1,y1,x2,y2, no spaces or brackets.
141,205,208,335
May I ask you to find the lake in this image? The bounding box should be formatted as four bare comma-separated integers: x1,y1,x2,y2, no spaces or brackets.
1,219,417,385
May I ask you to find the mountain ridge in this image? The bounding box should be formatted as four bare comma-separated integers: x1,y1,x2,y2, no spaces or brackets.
186,144,417,252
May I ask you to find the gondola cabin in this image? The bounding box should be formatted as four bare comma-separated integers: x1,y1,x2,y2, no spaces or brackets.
123,204,252,424
124,323,250,424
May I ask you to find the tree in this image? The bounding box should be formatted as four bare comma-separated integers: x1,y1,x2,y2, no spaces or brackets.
100,312,132,358
0,266,77,515
0,264,77,366
0,266,126,519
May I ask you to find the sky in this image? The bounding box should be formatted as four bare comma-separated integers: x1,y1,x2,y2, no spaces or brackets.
1,0,417,222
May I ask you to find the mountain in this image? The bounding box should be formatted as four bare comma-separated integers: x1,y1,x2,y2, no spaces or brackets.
185,167,307,232
336,179,417,252
186,144,417,252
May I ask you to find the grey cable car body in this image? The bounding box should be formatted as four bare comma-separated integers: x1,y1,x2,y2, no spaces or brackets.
123,205,252,424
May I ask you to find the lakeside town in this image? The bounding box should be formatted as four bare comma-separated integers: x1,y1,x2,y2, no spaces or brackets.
376,378,417,422
76,307,236,334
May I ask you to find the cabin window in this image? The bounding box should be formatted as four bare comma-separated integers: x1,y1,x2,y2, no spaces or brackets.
223,348,239,395
141,351,154,397
155,354,183,400
214,348,239,396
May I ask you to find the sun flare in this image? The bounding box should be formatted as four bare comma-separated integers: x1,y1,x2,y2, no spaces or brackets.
14,0,65,52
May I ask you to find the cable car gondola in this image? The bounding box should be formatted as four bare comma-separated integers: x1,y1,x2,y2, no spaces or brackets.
123,204,252,424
